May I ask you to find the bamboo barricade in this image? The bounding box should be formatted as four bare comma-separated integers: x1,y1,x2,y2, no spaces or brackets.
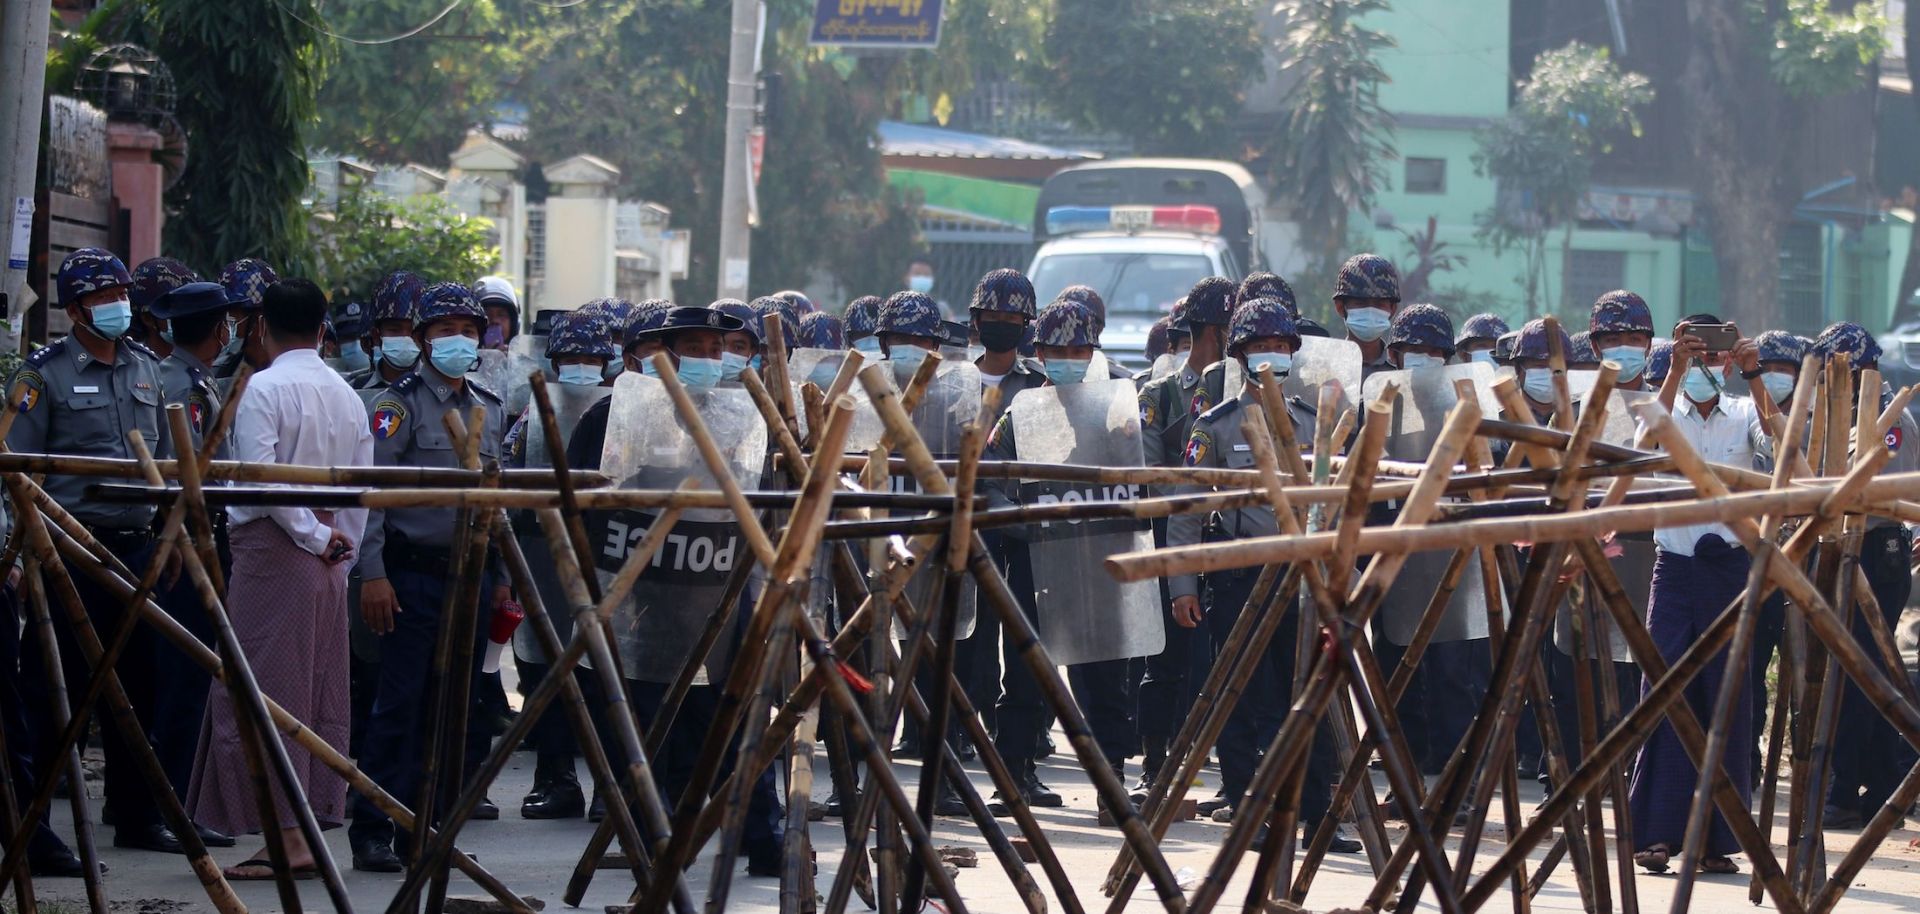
13,341,1920,914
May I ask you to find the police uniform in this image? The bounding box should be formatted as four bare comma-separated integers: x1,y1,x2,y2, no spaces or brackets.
1132,277,1237,789
559,306,786,867
9,249,179,847
1170,386,1337,825
1817,324,1920,823
349,285,508,862
981,299,1137,800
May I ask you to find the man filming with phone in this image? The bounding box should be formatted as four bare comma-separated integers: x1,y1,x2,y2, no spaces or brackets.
1629,313,1777,874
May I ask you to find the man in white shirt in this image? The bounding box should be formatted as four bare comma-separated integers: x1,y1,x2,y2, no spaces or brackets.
1627,314,1774,876
186,278,374,878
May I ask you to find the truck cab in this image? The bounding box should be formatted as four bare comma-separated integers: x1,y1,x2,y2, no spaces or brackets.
1025,160,1264,370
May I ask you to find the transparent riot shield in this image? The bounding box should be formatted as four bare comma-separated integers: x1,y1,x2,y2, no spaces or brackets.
1363,363,1501,645
886,358,981,640
512,385,614,664
477,349,542,418
1283,337,1364,418
789,348,846,391
595,373,767,682
1553,385,1665,663
1149,352,1187,383
1008,379,1165,665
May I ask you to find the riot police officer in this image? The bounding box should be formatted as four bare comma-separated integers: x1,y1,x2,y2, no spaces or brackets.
212,259,278,381
1331,253,1401,376
1168,297,1359,852
774,289,816,317
1812,323,1920,828
562,305,788,876
331,299,373,378
982,298,1148,819
1590,291,1656,390
844,295,883,358
127,256,197,359
1456,313,1509,365
1134,277,1239,797
474,276,521,351
750,295,801,353
1511,318,1574,426
500,311,618,821
350,282,510,872
797,312,845,350
354,271,426,390
148,281,238,800
8,248,221,853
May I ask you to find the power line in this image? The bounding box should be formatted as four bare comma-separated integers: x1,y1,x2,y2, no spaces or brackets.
275,0,468,46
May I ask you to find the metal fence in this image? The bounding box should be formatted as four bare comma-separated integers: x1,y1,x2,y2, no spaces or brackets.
921,214,1034,311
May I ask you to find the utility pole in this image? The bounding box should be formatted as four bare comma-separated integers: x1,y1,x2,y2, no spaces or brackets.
0,0,55,342
714,0,760,301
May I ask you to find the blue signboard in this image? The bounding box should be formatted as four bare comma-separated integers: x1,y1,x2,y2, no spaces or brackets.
810,0,943,49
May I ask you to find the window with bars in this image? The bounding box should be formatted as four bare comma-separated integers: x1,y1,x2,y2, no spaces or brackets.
1565,249,1627,312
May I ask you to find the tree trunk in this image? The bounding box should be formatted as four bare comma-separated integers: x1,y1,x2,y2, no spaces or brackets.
1680,0,1794,332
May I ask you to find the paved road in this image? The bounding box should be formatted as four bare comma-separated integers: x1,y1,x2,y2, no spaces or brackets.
26,742,1920,913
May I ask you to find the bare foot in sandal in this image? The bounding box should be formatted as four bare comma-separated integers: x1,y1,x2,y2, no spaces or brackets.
1634,843,1672,872
1700,855,1739,875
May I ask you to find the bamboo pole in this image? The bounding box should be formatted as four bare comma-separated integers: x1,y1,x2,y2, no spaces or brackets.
0,451,608,487
19,563,101,914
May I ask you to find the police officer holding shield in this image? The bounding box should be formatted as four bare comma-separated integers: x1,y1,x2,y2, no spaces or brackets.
1331,254,1401,376
350,282,510,871
1167,298,1360,853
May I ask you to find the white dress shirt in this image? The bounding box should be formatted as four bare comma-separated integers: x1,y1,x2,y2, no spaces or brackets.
228,348,375,555
1642,394,1770,556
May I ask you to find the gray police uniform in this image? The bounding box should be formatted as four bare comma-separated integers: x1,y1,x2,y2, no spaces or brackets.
1168,388,1336,819
1828,392,1920,813
349,368,506,843
158,349,224,459
7,337,175,835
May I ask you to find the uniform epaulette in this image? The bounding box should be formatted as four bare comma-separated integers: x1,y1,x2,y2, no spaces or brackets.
1198,397,1243,424
24,340,65,367
468,378,502,403
391,372,422,394
124,338,158,360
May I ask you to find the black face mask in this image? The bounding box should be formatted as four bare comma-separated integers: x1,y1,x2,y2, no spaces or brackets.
977,321,1024,354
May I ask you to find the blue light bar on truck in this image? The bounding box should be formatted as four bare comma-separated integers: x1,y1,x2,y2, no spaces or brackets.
1044,204,1223,237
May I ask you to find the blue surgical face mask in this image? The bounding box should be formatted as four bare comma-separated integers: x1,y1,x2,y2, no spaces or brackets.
1682,365,1721,404
1602,345,1648,381
638,359,659,378
1043,358,1091,386
1761,371,1796,404
603,361,624,380
677,356,723,389
428,335,479,378
750,354,763,373
1399,352,1442,370
89,299,132,340
337,344,371,374
1343,307,1390,342
720,351,751,381
1467,349,1495,365
557,363,602,386
853,336,882,357
158,325,175,345
908,275,935,295
380,335,421,369
1245,352,1293,378
1523,367,1555,404
888,344,929,381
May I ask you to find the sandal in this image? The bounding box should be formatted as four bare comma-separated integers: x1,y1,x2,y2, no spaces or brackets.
1633,844,1671,873
1700,855,1740,875
223,858,318,881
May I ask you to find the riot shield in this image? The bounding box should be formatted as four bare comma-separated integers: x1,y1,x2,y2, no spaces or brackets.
788,348,846,391
1364,363,1502,645
512,385,614,664
477,349,542,418
596,373,767,682
1009,379,1164,665
1149,352,1187,383
887,359,982,640
1282,337,1364,418
1552,385,1664,663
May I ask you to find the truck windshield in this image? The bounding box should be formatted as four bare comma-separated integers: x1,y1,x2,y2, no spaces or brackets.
1031,252,1212,317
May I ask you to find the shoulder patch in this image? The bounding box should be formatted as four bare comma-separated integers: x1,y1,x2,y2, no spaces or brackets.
25,341,64,368
1190,390,1213,417
1184,427,1213,467
188,397,206,434
1138,389,1158,428
371,399,408,440
1888,426,1903,453
468,379,502,403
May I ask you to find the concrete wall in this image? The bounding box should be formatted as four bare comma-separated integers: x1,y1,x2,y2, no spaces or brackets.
541,196,616,309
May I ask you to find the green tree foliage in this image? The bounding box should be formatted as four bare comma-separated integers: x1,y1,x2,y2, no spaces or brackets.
1471,43,1651,316
1037,0,1261,156
149,0,327,274
310,189,498,304
1767,0,1888,98
1266,0,1396,266
309,0,519,165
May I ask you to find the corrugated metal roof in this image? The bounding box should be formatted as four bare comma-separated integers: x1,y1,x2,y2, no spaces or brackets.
878,120,1102,162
